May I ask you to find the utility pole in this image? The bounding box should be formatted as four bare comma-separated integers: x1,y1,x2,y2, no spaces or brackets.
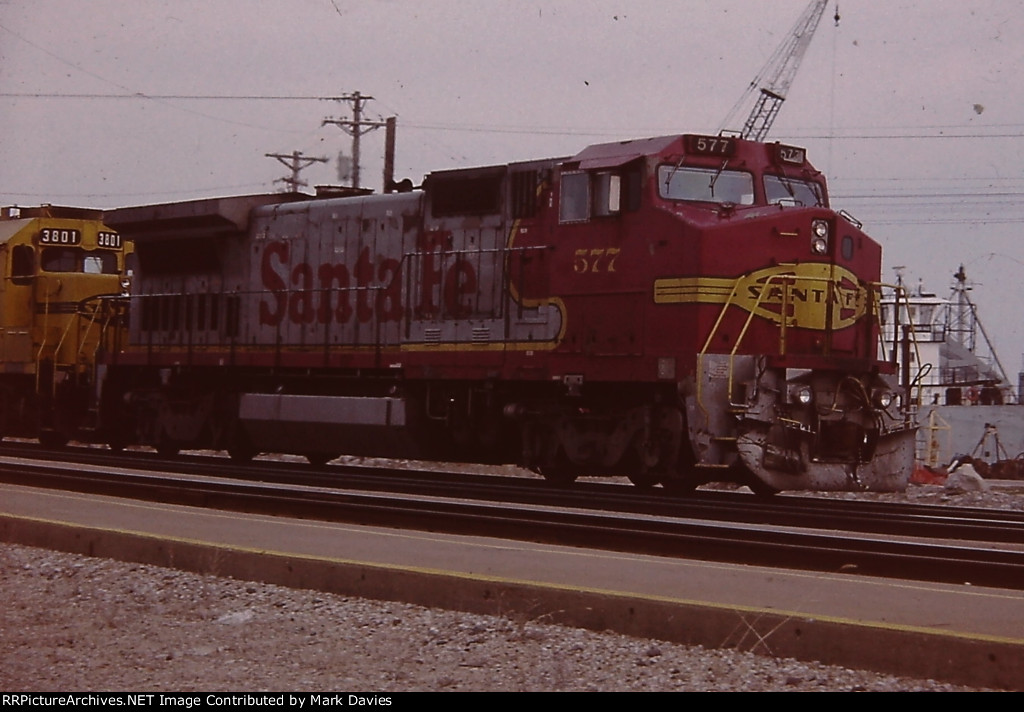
382,116,397,193
265,150,328,193
322,92,388,190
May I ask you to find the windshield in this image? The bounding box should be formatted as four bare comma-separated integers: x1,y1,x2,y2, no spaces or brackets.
41,247,119,275
658,165,754,205
764,175,826,207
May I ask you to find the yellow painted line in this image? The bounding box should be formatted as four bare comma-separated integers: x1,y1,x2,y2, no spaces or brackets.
2,500,1022,648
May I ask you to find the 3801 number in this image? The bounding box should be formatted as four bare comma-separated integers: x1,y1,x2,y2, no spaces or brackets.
39,228,81,245
97,231,122,248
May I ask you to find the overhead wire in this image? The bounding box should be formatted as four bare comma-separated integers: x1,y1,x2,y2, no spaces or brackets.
4,18,1023,209
8,90,1024,141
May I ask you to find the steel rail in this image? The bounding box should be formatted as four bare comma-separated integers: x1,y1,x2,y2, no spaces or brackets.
4,442,1024,544
1,453,1023,590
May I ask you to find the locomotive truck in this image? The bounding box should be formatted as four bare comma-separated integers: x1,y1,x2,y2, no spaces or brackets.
100,133,916,493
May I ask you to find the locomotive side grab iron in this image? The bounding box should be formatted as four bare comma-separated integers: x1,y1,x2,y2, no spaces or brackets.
101,133,916,492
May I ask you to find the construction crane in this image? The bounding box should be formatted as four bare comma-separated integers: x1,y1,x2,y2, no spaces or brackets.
720,0,833,141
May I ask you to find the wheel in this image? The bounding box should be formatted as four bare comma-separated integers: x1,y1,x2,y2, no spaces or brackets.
660,469,699,495
227,431,257,462
228,445,256,462
535,444,578,486
624,433,662,489
38,429,69,448
540,468,578,486
0,390,10,441
155,432,181,457
627,470,660,489
745,476,779,498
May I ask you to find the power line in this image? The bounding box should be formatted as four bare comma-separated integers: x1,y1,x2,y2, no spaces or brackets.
836,191,1024,200
0,93,343,101
782,132,1024,140
7,90,1024,137
7,91,1024,142
869,218,1024,226
0,181,271,202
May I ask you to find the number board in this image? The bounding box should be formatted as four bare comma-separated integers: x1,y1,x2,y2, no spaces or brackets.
685,135,735,157
97,231,122,249
39,228,82,245
775,144,807,165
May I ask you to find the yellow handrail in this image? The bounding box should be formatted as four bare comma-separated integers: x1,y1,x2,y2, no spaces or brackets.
77,301,103,358
34,290,51,396
48,313,81,397
695,272,899,422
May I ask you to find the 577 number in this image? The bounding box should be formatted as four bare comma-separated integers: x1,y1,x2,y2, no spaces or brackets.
573,247,621,274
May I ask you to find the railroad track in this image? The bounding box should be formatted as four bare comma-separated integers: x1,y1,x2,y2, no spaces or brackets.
2,442,1024,590
6,441,1024,538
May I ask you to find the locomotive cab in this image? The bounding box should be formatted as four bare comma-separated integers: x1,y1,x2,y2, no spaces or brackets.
540,134,914,491
643,136,913,491
0,205,126,443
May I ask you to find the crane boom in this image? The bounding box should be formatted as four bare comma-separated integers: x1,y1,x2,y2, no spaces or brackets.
720,0,831,142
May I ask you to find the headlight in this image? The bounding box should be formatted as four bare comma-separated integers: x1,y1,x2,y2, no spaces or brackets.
811,219,829,254
873,389,893,408
792,385,813,405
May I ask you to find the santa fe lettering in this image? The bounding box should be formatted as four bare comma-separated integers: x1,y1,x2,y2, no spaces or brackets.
259,235,475,328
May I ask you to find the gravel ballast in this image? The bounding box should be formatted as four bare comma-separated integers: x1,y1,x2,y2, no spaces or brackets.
0,543,996,691
4,474,1020,692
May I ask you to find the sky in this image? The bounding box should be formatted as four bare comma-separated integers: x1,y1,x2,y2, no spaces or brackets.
2,0,1024,376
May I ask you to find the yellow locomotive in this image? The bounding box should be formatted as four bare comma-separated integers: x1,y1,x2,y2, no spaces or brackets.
0,205,127,445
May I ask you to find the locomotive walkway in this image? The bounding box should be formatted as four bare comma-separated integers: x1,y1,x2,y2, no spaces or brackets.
1,480,1022,690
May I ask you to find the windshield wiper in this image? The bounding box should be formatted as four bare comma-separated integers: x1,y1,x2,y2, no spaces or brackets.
708,159,729,199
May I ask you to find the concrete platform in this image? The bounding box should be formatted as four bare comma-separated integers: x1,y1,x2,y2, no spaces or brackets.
1,482,1022,689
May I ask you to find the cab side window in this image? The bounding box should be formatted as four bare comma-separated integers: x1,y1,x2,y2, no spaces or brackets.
11,245,34,285
559,172,590,223
593,173,621,217
559,166,640,223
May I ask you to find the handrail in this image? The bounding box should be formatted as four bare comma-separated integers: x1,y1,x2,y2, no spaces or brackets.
48,311,81,397
34,290,51,397
696,278,745,424
876,281,927,409
695,271,906,423
76,299,104,358
33,293,122,399
696,272,821,421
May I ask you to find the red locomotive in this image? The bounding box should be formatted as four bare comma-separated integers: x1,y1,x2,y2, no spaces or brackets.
101,133,915,493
